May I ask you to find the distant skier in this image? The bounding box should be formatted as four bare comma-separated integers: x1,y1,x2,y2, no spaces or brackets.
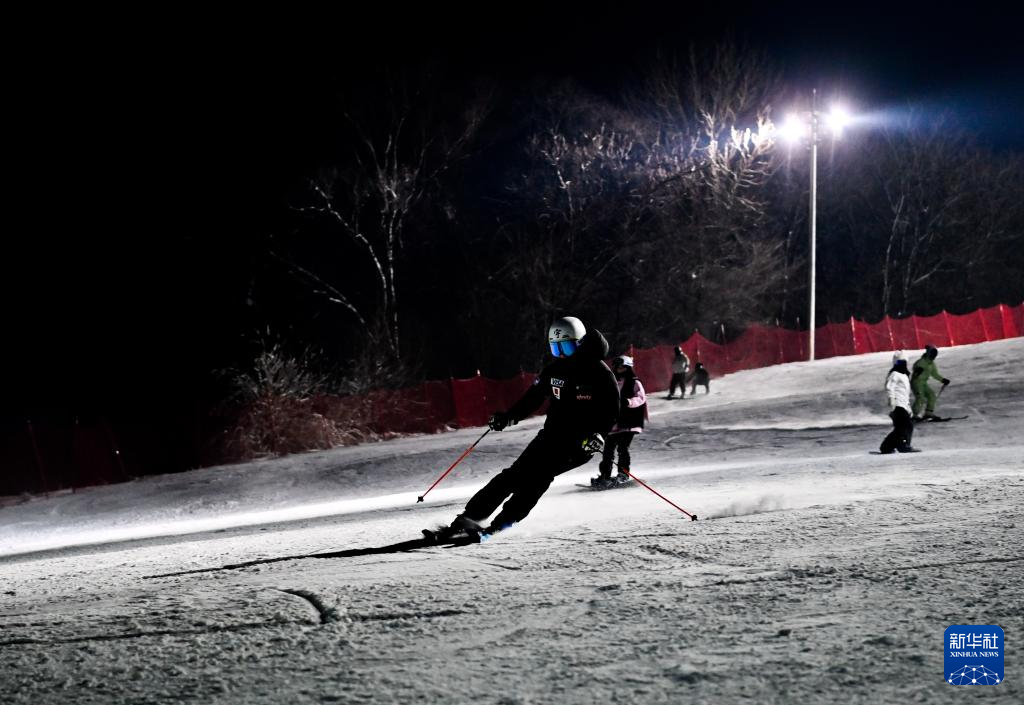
666,346,690,399
592,355,647,488
688,361,710,395
911,345,950,420
434,316,619,541
879,350,918,454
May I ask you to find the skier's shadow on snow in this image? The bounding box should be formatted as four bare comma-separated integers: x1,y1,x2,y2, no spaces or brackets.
144,535,479,579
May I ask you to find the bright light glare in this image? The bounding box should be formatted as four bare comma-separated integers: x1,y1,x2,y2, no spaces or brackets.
778,114,807,143
826,105,851,136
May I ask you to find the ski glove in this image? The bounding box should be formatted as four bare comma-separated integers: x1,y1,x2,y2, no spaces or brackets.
941,378,950,385
488,411,515,432
581,432,605,454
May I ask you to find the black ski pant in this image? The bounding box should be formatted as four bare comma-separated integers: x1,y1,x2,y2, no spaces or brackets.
880,407,914,453
599,431,637,476
668,373,686,397
463,429,593,528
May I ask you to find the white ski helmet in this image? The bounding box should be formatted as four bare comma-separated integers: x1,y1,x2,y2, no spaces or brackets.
892,350,908,365
548,316,586,357
613,355,634,368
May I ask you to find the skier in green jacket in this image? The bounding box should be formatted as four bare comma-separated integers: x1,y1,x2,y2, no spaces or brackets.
911,345,950,420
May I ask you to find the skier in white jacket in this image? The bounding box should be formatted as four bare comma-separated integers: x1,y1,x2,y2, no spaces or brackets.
879,351,919,454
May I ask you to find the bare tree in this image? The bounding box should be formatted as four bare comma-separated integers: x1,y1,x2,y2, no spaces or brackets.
279,68,489,367
869,114,1016,315
471,42,791,358
624,42,790,338
808,108,1024,321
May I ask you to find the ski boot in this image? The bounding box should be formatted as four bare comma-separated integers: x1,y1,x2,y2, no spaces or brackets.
591,474,615,489
423,514,486,543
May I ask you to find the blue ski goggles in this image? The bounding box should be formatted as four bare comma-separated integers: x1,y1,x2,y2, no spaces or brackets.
549,339,579,358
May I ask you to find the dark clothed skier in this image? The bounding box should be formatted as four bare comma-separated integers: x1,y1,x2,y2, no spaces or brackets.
593,355,647,487
688,362,710,395
880,350,918,454
444,316,619,538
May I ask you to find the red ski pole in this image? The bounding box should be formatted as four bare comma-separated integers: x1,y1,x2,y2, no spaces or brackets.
416,428,491,503
618,469,698,521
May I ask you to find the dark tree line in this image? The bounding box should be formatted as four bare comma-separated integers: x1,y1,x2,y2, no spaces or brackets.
244,43,1024,393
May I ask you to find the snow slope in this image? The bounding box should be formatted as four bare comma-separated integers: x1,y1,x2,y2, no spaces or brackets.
1,339,1022,704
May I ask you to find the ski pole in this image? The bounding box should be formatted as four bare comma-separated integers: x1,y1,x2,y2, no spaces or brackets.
618,469,698,521
416,428,491,503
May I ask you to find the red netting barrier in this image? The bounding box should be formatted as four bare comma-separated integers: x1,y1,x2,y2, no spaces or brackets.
726,326,783,370
632,345,674,393
850,318,873,354
978,306,1003,340
4,303,1022,496
452,374,488,428
862,318,894,353
812,324,831,359
889,315,922,350
687,333,730,375
778,328,805,362
833,320,859,357
1010,303,1024,338
949,310,988,346
914,312,952,348
484,372,536,417
422,380,456,430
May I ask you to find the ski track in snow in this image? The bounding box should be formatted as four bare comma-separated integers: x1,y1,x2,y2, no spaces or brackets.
1,339,1022,704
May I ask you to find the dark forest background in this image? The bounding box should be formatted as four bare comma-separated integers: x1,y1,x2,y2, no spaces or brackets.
3,4,1023,478
228,41,1024,392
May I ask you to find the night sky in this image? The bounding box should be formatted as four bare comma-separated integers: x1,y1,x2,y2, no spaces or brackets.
6,2,1022,417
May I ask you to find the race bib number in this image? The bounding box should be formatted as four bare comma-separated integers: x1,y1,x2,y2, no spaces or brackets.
550,377,565,399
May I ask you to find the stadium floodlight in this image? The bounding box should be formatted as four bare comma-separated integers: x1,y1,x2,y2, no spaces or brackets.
826,104,851,137
782,91,853,360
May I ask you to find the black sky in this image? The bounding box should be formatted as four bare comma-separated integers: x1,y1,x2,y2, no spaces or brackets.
6,1,1023,415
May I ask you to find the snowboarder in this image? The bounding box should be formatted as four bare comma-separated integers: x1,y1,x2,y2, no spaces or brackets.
911,344,951,420
435,316,619,540
592,355,647,488
880,350,918,454
666,346,690,399
688,361,710,395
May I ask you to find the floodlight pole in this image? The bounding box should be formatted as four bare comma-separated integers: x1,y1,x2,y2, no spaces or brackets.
808,89,819,362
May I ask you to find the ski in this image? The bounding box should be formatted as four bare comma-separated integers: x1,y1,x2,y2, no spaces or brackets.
423,527,475,543
422,524,493,544
576,479,635,491
914,415,968,423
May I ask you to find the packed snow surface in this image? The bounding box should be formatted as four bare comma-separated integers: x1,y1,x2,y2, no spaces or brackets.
2,339,1022,704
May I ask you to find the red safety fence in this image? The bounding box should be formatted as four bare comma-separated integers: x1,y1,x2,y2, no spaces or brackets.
2,303,1021,497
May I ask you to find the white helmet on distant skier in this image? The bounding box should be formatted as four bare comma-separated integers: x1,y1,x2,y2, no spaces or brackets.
548,316,586,357
892,350,908,365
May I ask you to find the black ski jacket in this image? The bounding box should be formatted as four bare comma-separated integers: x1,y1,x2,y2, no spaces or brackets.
506,329,619,447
